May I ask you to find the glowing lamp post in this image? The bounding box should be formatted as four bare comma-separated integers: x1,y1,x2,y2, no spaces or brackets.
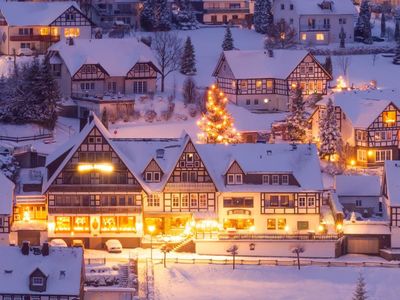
148,225,156,260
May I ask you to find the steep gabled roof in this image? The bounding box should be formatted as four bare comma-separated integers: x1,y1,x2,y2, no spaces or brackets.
213,50,309,79
49,38,161,77
43,114,145,193
0,1,82,26
317,89,400,129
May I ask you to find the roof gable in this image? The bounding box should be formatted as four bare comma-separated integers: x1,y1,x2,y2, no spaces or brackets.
50,5,93,27
288,53,332,80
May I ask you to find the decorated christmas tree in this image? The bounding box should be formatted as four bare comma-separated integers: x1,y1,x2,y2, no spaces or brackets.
197,84,241,144
286,86,307,142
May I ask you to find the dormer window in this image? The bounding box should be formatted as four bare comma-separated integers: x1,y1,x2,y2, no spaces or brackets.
145,172,161,182
282,175,289,185
227,173,243,185
32,277,44,286
262,175,269,184
272,175,279,185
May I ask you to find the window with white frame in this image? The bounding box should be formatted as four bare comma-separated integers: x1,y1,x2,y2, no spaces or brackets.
227,173,243,184
148,194,160,207
32,276,44,286
262,175,269,184
190,194,198,207
145,172,161,182
133,81,147,94
307,197,315,207
199,194,207,208
172,194,179,207
298,197,306,207
282,175,289,185
272,175,279,185
376,149,392,162
357,149,367,162
181,194,189,207
0,218,3,227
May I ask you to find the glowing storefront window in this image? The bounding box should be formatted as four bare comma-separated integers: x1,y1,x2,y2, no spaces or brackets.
118,216,136,232
55,216,71,232
64,28,80,38
101,216,117,232
383,111,396,126
316,33,325,41
223,218,254,230
73,216,90,232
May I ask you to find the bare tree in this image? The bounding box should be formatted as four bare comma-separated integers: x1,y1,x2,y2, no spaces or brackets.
153,32,183,93
264,19,296,49
336,56,352,79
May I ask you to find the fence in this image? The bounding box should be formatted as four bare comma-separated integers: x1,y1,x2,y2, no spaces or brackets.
148,257,400,269
0,133,53,142
84,257,106,265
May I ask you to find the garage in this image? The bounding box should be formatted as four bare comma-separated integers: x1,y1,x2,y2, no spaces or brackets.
17,230,41,246
347,236,380,254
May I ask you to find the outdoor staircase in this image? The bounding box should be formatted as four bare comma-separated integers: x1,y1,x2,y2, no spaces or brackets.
171,237,196,253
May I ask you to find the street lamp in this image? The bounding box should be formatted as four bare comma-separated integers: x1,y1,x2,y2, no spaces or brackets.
148,225,155,260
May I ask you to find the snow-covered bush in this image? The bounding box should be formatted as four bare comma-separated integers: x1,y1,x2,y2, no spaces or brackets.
0,153,19,181
145,110,157,122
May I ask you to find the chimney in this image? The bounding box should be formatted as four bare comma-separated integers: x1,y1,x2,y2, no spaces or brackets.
42,242,49,256
88,111,95,124
21,241,30,255
268,49,274,58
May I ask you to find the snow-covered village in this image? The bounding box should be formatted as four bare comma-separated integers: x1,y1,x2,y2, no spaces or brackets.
1,0,400,299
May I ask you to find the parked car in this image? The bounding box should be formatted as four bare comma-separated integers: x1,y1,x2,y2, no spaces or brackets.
17,48,33,56
49,239,67,247
72,239,85,248
105,239,123,253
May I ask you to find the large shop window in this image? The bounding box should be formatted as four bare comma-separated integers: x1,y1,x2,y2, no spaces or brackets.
73,216,90,232
64,28,80,38
223,218,254,230
101,216,136,232
55,216,71,232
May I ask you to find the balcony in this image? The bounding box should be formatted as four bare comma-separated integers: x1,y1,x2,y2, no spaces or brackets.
300,25,330,32
217,233,342,241
10,35,60,42
48,206,142,214
204,7,249,13
49,185,142,193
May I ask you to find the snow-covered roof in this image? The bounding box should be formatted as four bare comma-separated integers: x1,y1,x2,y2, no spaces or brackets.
317,89,400,129
343,221,390,235
197,143,323,192
0,1,81,26
289,0,357,15
335,175,381,197
384,160,400,207
49,38,160,77
0,172,14,215
216,50,309,79
0,246,83,295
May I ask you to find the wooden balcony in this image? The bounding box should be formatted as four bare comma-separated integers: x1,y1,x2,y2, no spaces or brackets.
9,35,60,42
48,185,142,193
164,182,216,192
48,206,142,214
217,233,342,241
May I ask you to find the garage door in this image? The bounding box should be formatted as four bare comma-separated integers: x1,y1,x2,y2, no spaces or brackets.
347,237,379,254
17,230,41,246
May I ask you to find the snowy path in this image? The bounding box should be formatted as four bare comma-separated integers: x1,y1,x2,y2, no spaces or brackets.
154,263,400,300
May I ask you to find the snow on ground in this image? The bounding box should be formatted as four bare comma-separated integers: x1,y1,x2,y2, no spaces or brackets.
153,263,400,300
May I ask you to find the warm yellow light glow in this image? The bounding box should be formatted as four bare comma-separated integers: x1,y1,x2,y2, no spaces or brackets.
318,224,324,233
39,27,50,35
249,225,256,232
316,33,325,41
23,210,31,222
148,224,156,234
301,33,307,40
336,223,343,231
48,222,55,232
264,98,269,104
284,225,290,232
64,28,80,38
77,163,114,173
367,150,373,157
350,160,356,166
336,76,348,91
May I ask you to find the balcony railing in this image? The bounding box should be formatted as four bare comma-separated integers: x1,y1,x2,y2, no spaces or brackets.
10,35,60,42
300,25,330,32
204,8,249,13
48,206,142,214
217,233,342,241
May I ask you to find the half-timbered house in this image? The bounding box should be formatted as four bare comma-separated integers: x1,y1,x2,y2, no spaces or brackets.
48,38,160,118
213,49,332,110
0,244,84,299
0,172,14,246
0,1,92,55
196,143,325,236
42,115,145,248
311,90,400,166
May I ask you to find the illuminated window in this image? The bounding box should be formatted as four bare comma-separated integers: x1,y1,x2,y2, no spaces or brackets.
224,218,254,230
172,194,180,207
357,149,367,162
316,33,325,41
267,219,276,230
148,194,160,207
278,218,286,230
118,216,136,232
256,80,262,89
181,194,189,207
190,194,198,207
39,27,50,35
55,217,71,232
266,80,273,91
240,80,247,89
73,216,90,232
301,33,307,40
64,28,80,38
383,111,396,126
199,193,207,208
101,216,117,232
307,197,315,207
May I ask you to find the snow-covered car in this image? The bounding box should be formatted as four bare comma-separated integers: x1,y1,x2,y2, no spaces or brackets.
49,239,68,247
17,48,33,56
105,239,123,253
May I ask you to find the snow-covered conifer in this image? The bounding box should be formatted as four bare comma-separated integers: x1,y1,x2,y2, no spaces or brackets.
254,0,273,34
353,273,368,300
286,86,307,142
180,37,197,75
222,26,234,51
319,98,341,159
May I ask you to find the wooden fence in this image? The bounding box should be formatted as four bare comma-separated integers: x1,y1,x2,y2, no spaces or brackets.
0,133,52,142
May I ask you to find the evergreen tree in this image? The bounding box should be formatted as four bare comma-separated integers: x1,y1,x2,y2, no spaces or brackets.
174,0,198,29
197,84,241,144
393,40,400,65
395,20,400,42
286,86,307,142
156,0,172,31
355,0,372,44
180,37,197,75
324,56,333,77
101,107,109,129
254,0,273,34
141,0,155,31
339,27,346,48
353,273,368,300
381,12,386,38
264,19,296,49
182,76,198,104
222,26,234,51
319,98,341,160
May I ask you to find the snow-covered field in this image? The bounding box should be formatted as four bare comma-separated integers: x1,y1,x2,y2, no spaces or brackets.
154,263,400,300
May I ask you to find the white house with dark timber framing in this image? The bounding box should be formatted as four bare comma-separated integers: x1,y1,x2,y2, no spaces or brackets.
213,49,332,111
0,1,93,55
311,90,400,166
0,172,14,246
48,38,161,118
